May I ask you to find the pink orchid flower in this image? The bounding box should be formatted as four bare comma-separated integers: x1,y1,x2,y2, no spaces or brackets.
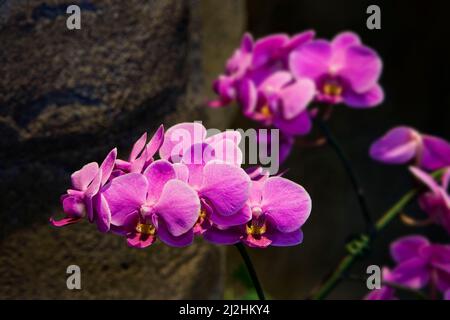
370,126,450,171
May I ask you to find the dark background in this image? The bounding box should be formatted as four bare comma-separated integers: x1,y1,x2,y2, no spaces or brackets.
1,0,449,299
227,0,450,299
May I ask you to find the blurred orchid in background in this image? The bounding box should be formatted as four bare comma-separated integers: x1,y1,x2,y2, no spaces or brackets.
49,25,450,301
367,235,450,300
409,166,450,234
290,32,383,108
209,30,384,151
370,126,450,171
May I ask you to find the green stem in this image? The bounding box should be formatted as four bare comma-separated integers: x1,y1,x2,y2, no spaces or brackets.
235,243,266,300
316,119,374,234
374,189,418,231
310,169,443,300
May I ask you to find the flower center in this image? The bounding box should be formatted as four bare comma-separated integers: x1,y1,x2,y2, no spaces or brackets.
260,104,272,118
322,82,343,97
197,208,207,223
246,221,267,236
135,222,156,235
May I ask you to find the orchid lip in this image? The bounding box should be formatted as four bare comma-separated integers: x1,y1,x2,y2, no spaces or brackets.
197,208,208,222
246,210,267,236
259,104,273,119
322,82,343,97
135,222,156,235
246,221,267,236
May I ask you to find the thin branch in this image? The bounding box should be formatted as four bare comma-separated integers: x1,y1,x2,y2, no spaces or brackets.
316,119,374,234
235,243,266,300
308,169,444,300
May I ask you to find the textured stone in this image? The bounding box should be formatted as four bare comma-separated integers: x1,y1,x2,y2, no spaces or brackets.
0,0,245,299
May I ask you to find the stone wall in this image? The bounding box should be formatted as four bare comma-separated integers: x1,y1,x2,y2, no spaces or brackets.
0,0,246,299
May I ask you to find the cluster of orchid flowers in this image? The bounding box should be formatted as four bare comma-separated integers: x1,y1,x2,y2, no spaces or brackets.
366,127,450,299
51,122,312,249
209,30,383,156
210,30,450,299
51,28,450,300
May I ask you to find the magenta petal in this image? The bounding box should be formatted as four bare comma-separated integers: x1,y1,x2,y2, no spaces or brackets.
226,33,253,76
238,78,257,116
344,84,384,108
62,195,85,217
210,204,252,227
159,122,207,162
418,192,450,234
365,267,397,300
252,34,289,69
420,135,450,171
410,166,441,193
154,180,200,237
206,130,242,146
390,235,430,264
111,212,139,235
102,173,147,225
210,138,243,167
365,286,395,300
283,30,315,52
435,268,450,294
248,173,269,206
268,228,304,247
273,110,312,136
143,160,176,203
200,163,250,216
94,193,111,233
261,177,312,233
185,163,205,189
203,226,243,245
50,216,82,227
182,142,215,166
213,75,236,100
445,289,450,300
145,125,165,159
242,234,272,248
289,40,332,80
71,162,99,191
129,132,147,162
85,170,102,198
391,258,430,289
331,32,361,51
259,71,293,95
114,159,131,172
100,148,117,186
369,126,419,164
173,163,189,182
209,99,228,111
84,194,95,223
130,148,148,173
157,222,194,247
443,168,450,190
280,78,316,120
340,45,382,93
126,232,155,248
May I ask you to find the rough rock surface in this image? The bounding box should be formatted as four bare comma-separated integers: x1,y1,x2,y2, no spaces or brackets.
0,0,245,299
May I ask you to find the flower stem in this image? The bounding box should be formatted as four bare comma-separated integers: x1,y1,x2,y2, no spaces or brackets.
309,169,444,300
316,119,374,234
235,243,266,300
